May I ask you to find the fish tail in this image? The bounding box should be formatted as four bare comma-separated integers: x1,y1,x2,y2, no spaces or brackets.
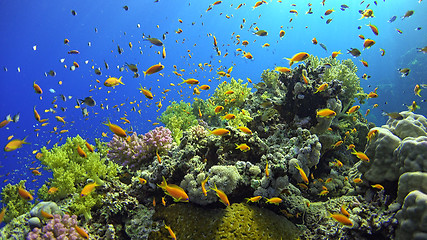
22,136,30,145
6,114,11,121
118,76,125,85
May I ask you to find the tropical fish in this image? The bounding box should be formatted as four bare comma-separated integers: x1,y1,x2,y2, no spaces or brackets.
143,63,164,77
157,176,189,202
402,10,414,19
398,68,410,77
103,118,127,137
80,181,100,197
18,187,33,201
314,83,328,94
245,196,262,203
388,16,397,23
104,76,124,87
164,224,177,240
138,84,154,99
209,128,230,136
265,197,282,205
253,30,268,36
317,109,336,118
295,163,309,184
328,212,353,227
367,23,378,36
75,225,89,239
235,143,250,152
347,48,361,57
285,52,310,66
144,37,163,46
237,126,252,134
4,137,29,152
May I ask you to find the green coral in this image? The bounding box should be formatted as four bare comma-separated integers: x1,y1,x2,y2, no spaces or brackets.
210,78,252,112
305,55,367,107
191,98,222,127
69,193,100,220
158,101,198,143
227,109,253,128
0,180,34,223
37,135,118,201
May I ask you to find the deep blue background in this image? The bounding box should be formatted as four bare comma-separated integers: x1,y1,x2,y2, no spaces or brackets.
0,0,426,214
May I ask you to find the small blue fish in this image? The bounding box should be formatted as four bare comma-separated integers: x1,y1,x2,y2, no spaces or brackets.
388,16,397,23
49,88,56,94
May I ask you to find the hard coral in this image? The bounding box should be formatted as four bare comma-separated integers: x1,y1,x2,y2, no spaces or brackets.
158,100,198,144
0,180,34,223
107,127,172,171
27,214,84,240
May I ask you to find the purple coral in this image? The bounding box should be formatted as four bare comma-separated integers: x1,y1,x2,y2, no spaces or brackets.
27,214,84,240
107,127,172,170
143,126,173,151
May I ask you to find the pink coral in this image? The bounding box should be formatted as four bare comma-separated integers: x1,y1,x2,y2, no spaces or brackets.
27,214,84,240
107,127,172,170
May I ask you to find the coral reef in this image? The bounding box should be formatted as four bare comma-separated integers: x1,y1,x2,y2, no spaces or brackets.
150,203,300,239
158,100,198,143
27,214,85,240
29,201,63,229
107,127,173,171
395,190,427,240
0,180,34,223
358,112,427,183
397,172,427,203
210,78,252,113
37,135,118,200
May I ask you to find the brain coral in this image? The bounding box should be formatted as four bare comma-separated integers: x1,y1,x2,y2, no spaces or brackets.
150,203,300,240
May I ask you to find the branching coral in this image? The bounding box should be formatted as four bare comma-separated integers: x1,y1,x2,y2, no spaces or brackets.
305,55,367,107
37,135,118,200
0,180,34,223
26,214,86,240
158,100,198,143
210,78,252,112
107,127,172,171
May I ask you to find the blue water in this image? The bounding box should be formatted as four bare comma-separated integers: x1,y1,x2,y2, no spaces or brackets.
0,0,426,216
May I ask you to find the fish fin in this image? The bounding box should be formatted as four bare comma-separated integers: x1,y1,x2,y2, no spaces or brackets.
118,76,125,85
6,114,11,121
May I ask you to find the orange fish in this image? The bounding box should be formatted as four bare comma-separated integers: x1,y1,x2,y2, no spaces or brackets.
18,187,34,201
80,181,100,197
138,84,154,99
367,23,378,36
75,225,89,239
209,128,230,136
77,145,87,158
85,142,94,152
295,163,309,184
33,81,43,94
265,197,282,205
245,196,262,203
312,37,318,45
4,137,29,152
103,119,127,137
210,183,230,206
285,52,309,66
143,63,164,77
157,176,189,202
328,212,353,227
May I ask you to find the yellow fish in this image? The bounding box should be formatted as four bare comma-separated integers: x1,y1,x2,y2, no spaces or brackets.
104,76,124,87
235,143,250,152
4,137,29,152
